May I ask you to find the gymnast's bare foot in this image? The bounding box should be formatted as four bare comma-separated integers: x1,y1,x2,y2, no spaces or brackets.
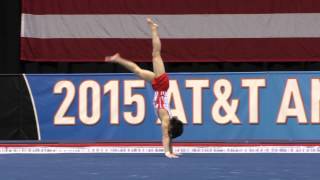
105,53,120,62
147,18,158,29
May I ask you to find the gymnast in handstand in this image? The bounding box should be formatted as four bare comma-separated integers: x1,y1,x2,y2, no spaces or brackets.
105,18,183,158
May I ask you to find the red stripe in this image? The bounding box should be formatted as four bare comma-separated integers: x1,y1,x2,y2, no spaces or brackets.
157,93,162,109
159,93,162,109
1,143,320,147
158,96,161,109
161,92,165,108
21,37,320,62
22,0,320,14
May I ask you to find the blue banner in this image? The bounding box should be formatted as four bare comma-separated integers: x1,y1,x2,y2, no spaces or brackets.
25,72,320,141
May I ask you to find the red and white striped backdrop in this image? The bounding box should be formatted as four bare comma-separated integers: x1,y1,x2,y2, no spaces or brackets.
21,0,320,62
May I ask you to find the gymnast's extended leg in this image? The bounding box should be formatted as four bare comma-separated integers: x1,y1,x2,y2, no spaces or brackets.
147,18,166,77
105,53,155,82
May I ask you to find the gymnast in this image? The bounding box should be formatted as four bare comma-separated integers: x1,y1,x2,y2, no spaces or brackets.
105,18,183,158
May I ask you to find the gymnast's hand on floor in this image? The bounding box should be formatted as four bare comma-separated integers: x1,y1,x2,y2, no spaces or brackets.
165,152,179,159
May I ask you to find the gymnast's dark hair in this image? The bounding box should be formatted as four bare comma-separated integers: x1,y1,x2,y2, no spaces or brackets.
169,117,184,139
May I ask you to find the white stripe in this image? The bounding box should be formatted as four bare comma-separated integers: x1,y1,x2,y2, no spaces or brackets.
22,13,320,39
23,74,41,140
0,146,320,154
21,12,25,38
